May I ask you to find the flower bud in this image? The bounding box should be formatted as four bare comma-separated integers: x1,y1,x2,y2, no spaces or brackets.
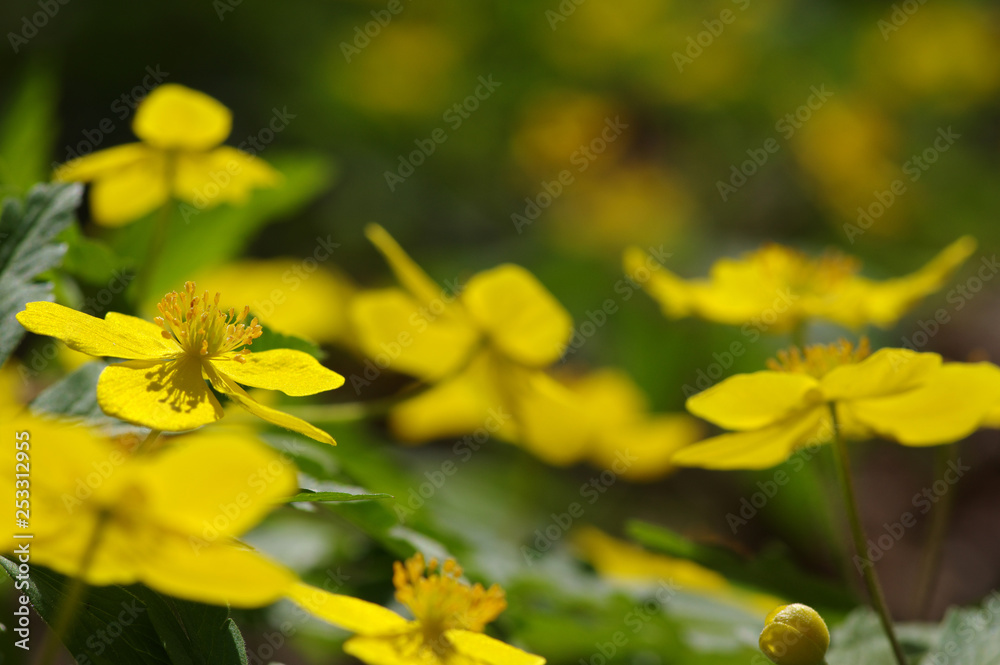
758,603,829,665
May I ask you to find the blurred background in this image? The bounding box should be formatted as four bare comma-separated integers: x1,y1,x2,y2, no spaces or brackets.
2,0,1000,663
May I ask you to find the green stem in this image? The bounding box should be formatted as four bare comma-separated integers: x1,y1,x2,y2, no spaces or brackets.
829,409,908,665
132,195,175,306
36,513,110,665
135,428,162,455
912,443,959,618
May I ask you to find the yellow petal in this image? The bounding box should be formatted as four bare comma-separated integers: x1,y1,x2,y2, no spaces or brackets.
366,223,452,308
462,264,572,367
141,536,296,608
97,357,223,431
344,634,441,665
191,259,357,344
591,415,704,482
672,407,830,470
847,236,977,328
210,349,344,396
388,354,502,443
17,302,180,360
205,365,335,445
173,147,280,207
624,246,695,318
507,369,592,466
141,432,297,537
287,582,411,635
89,153,170,226
820,348,941,401
53,143,153,182
686,372,820,430
447,630,546,665
845,363,1000,445
350,288,479,381
132,84,232,151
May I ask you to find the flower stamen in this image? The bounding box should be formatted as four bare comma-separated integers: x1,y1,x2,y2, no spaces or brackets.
155,281,261,359
767,338,871,378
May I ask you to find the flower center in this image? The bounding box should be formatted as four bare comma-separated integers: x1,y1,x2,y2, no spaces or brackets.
753,245,860,297
155,282,261,360
767,338,871,379
393,554,507,652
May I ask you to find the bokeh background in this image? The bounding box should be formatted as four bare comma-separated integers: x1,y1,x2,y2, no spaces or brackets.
2,0,1000,663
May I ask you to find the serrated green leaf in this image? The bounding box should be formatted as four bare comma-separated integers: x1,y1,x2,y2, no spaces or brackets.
288,489,393,503
826,608,939,665
921,596,1000,665
0,558,171,665
31,361,105,420
0,182,82,366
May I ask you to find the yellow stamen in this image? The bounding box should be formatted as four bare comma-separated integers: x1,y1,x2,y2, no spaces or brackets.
393,553,507,651
155,281,261,359
767,338,871,378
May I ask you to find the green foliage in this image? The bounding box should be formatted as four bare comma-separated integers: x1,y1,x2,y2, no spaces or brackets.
0,64,58,197
0,183,81,367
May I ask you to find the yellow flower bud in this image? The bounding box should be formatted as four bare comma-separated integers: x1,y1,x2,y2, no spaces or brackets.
759,603,830,665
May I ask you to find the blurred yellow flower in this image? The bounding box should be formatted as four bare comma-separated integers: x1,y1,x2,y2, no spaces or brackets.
16,282,343,442
625,236,975,332
54,84,279,226
289,553,544,665
1,423,297,607
675,339,1000,470
561,368,703,481
351,225,590,465
573,527,781,615
192,259,356,345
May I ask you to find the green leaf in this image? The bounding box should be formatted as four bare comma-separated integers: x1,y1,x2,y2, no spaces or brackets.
0,182,82,367
0,63,58,196
0,558,251,665
110,152,336,300
921,597,1000,665
130,587,250,665
59,223,134,285
0,558,172,665
30,361,106,422
251,321,324,359
627,519,856,613
826,608,939,665
288,481,393,503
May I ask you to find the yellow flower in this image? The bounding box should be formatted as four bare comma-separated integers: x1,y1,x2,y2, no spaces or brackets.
674,339,1000,470
16,282,343,443
289,553,544,665
54,84,279,226
192,259,356,345
572,527,781,616
560,368,703,480
625,237,976,331
1,422,297,607
350,225,590,465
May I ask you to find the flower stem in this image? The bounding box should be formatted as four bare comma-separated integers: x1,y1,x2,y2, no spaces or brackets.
829,411,907,665
132,195,176,306
36,513,110,665
911,443,959,618
135,428,162,455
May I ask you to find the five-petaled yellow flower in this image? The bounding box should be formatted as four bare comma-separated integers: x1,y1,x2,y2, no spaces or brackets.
54,83,279,226
16,282,343,443
1,421,298,607
674,339,1000,470
289,553,545,665
350,224,590,465
624,236,976,331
